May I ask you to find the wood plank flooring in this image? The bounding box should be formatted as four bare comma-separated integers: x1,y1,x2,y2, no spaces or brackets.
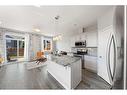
0,62,111,89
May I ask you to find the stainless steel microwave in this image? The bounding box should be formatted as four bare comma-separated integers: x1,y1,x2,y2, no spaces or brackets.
75,41,86,47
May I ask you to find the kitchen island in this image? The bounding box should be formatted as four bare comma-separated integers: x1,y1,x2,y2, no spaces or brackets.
47,55,82,89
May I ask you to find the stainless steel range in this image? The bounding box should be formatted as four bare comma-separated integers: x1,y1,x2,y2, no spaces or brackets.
72,47,88,69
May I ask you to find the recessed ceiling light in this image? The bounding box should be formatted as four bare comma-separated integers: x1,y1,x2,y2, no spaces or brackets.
34,5,41,7
0,21,2,24
34,28,40,32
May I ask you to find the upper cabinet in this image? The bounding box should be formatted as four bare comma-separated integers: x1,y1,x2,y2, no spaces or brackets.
86,31,98,47
71,24,98,47
81,33,86,41
70,34,86,47
70,36,75,47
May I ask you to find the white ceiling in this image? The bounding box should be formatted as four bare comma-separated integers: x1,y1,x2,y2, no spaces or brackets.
0,6,113,36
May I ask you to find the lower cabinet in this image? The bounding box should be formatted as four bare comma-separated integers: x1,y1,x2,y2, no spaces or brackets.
84,55,97,73
47,59,82,89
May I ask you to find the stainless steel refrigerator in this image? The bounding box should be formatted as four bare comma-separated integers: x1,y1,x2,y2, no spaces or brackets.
110,6,124,89
98,6,125,89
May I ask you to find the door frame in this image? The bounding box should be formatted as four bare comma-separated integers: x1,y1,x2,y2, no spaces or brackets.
4,32,26,64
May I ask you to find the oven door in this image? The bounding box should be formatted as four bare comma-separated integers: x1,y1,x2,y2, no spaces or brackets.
73,53,85,69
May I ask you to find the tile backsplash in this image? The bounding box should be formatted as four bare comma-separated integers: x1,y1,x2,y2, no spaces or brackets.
87,48,97,57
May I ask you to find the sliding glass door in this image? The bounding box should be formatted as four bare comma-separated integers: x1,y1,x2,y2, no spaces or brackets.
19,41,25,58
6,40,17,62
5,35,25,62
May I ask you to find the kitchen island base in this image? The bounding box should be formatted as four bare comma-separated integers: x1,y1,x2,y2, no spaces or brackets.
47,59,82,89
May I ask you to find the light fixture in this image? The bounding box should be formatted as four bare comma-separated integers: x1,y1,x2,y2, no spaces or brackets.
58,35,62,40
34,28,40,32
53,35,62,41
53,15,62,41
0,21,2,24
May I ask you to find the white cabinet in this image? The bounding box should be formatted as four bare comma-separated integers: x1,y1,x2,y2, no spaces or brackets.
47,59,82,89
86,31,97,47
84,55,97,73
81,33,86,41
70,36,76,47
78,34,86,41
70,25,97,47
70,34,86,47
76,34,81,41
71,32,97,47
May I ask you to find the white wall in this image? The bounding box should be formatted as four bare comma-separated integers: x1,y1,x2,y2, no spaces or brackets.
56,35,72,52
56,24,98,52
98,8,114,31
85,24,98,47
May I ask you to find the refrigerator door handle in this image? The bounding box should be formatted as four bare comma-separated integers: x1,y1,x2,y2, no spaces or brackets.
107,34,117,84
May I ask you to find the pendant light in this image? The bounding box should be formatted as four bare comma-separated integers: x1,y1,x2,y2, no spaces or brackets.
53,15,62,41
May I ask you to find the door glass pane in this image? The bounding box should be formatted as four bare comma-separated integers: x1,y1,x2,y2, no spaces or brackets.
19,41,24,57
6,35,25,62
6,40,17,62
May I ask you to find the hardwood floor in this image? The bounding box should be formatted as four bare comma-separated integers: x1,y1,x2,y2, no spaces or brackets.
0,62,111,89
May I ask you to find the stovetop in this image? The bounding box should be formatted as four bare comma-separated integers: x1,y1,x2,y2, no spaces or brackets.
73,52,87,55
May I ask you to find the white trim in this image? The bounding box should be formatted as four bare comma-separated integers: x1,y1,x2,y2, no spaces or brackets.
5,38,25,41
24,33,30,61
0,27,52,38
4,34,7,63
4,32,26,63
